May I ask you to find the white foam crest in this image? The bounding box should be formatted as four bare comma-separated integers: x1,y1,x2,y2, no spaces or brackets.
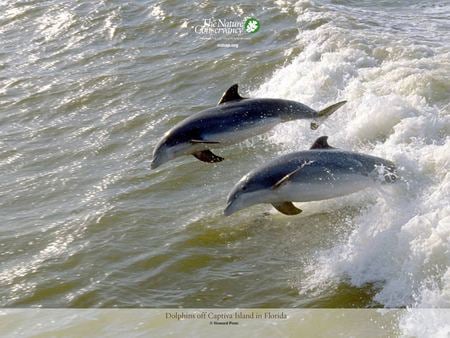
254,0,450,313
400,308,450,338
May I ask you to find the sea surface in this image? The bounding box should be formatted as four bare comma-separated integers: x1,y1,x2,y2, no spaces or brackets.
0,0,449,335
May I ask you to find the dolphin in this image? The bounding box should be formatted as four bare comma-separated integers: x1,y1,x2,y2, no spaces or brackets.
224,136,397,216
151,84,346,169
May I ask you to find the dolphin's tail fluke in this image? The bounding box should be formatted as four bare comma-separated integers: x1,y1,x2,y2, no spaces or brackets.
317,100,347,117
310,100,347,130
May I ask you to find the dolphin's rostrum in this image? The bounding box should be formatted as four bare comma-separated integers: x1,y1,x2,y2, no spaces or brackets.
224,136,397,216
151,84,346,169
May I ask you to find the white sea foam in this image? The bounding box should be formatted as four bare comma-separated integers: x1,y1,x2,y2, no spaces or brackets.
150,4,166,20
255,1,450,334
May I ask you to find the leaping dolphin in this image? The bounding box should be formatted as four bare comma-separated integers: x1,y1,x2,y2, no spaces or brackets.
224,136,397,216
151,84,346,169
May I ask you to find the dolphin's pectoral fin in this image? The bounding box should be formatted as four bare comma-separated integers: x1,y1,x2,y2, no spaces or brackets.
310,136,333,149
218,84,246,105
316,100,347,118
272,160,316,189
192,150,224,163
272,167,303,189
190,139,221,144
272,202,302,215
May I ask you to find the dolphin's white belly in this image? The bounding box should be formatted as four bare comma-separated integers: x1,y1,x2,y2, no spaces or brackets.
202,118,281,146
275,174,375,202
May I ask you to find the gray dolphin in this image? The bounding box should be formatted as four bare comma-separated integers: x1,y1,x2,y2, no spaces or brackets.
224,136,397,216
151,84,346,169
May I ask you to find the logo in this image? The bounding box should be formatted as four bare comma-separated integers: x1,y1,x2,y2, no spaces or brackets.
244,18,260,34
193,17,260,41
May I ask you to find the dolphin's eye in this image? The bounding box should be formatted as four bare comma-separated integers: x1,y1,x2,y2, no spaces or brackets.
242,186,247,191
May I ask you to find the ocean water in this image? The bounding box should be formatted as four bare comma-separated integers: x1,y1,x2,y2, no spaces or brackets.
0,0,449,335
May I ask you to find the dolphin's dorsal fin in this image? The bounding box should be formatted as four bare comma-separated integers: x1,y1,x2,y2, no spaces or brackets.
310,136,333,149
218,84,245,104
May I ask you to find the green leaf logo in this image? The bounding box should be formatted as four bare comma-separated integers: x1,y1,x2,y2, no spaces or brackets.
244,18,260,34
